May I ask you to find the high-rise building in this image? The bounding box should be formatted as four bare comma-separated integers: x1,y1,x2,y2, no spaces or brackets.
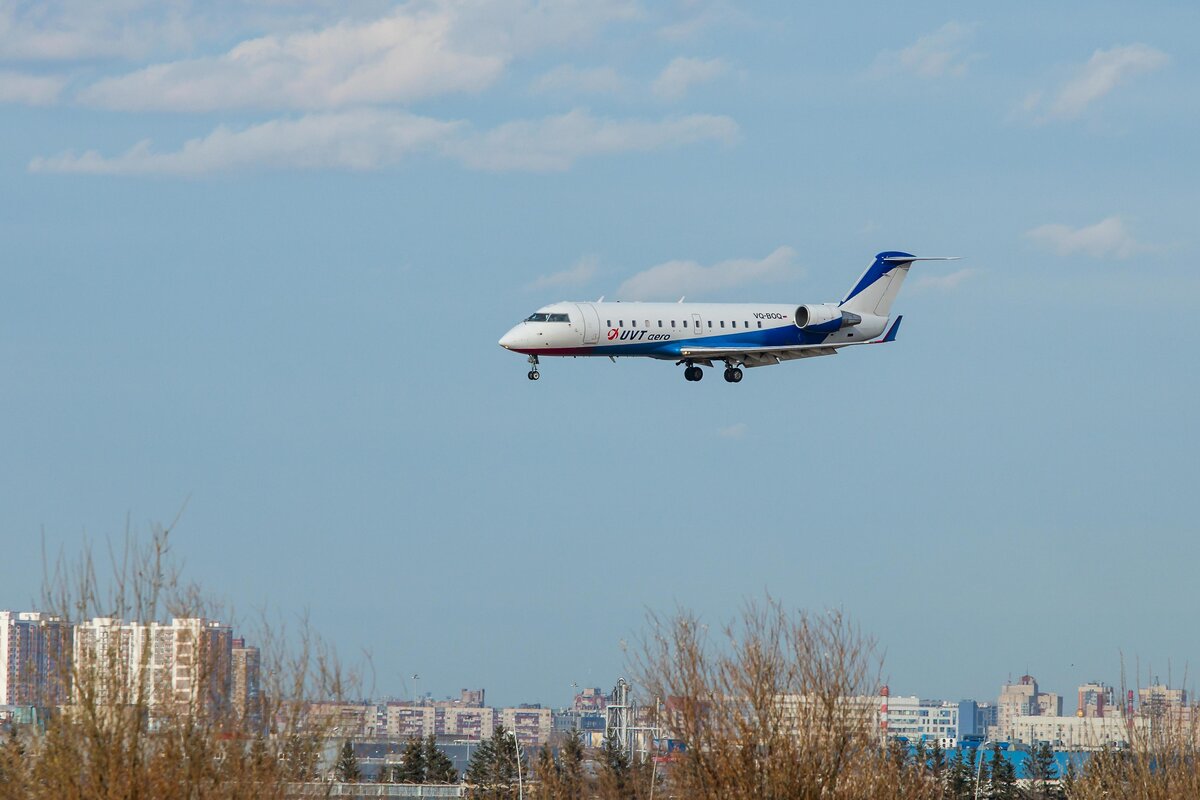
0,611,72,707
1139,684,1187,716
1078,682,1114,718
72,617,233,713
997,676,1039,734
501,705,552,746
231,637,261,729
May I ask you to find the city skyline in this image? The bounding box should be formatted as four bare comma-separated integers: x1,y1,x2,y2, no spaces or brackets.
2,1,1198,709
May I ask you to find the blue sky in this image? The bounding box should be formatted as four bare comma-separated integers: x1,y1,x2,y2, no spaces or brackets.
2,1,1198,708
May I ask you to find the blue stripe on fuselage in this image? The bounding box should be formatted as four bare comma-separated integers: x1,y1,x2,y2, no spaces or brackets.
581,325,829,357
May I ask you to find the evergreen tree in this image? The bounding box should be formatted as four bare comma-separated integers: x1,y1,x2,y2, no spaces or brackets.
913,738,928,773
559,729,586,800
464,734,498,796
425,735,458,783
987,745,1016,800
929,737,946,784
335,739,363,783
598,728,631,798
465,725,521,799
946,748,972,800
1025,741,1059,799
400,736,427,783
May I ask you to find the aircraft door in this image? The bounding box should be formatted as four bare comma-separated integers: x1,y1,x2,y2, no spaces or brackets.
577,303,600,344
691,313,703,335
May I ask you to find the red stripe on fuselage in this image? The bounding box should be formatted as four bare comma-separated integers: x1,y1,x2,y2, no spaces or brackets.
506,347,594,356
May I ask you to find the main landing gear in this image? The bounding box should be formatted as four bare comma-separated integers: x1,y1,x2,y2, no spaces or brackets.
683,365,703,382
526,354,540,381
723,366,744,383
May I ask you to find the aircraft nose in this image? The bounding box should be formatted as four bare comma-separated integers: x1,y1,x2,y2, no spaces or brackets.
499,326,521,349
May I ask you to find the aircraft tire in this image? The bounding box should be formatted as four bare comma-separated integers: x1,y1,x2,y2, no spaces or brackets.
692,367,703,381
723,368,735,382
528,370,540,381
732,368,743,383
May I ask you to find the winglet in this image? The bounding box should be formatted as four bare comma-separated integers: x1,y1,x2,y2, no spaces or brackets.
877,315,902,343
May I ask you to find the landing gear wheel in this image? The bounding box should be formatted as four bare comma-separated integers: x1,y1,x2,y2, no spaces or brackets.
690,366,704,381
731,367,743,383
723,368,735,382
527,370,540,381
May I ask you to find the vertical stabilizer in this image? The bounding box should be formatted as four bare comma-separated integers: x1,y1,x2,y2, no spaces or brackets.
839,251,915,317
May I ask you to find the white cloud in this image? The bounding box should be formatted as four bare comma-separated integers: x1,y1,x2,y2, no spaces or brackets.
717,422,747,439
913,267,977,291
0,70,66,105
526,256,598,291
0,0,198,61
531,64,624,95
1026,43,1168,121
29,110,460,176
449,109,737,172
652,56,728,99
657,2,749,42
77,10,505,112
1025,216,1140,259
873,22,978,78
617,246,801,300
30,108,737,176
59,1,641,112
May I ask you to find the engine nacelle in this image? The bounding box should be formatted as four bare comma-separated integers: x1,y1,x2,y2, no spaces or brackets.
794,304,862,333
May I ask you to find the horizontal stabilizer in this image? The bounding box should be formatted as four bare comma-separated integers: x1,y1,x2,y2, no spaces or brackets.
881,256,961,262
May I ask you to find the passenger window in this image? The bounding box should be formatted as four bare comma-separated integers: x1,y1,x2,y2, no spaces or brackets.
619,320,624,326
658,320,662,327
683,321,688,328
671,320,676,327
757,321,762,328
720,321,725,328
606,320,611,327
744,321,749,329
707,321,712,327
645,320,649,328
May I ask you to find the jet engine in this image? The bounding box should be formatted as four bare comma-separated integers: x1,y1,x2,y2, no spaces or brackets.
794,304,862,332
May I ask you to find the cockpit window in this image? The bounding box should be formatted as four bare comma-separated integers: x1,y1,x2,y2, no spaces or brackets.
525,313,550,322
548,313,570,322
525,312,570,322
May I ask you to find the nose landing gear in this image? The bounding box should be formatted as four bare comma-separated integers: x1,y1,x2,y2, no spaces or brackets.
526,354,540,381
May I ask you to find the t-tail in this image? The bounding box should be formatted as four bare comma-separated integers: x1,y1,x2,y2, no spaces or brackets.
839,251,959,317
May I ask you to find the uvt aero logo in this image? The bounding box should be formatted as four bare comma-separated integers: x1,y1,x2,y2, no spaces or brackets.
607,329,672,341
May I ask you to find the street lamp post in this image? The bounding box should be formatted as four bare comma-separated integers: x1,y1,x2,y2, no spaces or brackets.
974,740,994,800
509,730,525,800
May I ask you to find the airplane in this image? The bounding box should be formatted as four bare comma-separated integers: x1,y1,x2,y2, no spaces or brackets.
498,251,957,382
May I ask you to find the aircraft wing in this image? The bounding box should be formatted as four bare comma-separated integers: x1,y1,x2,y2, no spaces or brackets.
678,343,840,367
679,315,903,368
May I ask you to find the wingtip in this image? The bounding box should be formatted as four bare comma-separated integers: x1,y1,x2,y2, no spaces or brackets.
879,315,903,343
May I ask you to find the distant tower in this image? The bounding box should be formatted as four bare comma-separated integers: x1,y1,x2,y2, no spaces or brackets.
605,678,633,754
880,685,890,740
